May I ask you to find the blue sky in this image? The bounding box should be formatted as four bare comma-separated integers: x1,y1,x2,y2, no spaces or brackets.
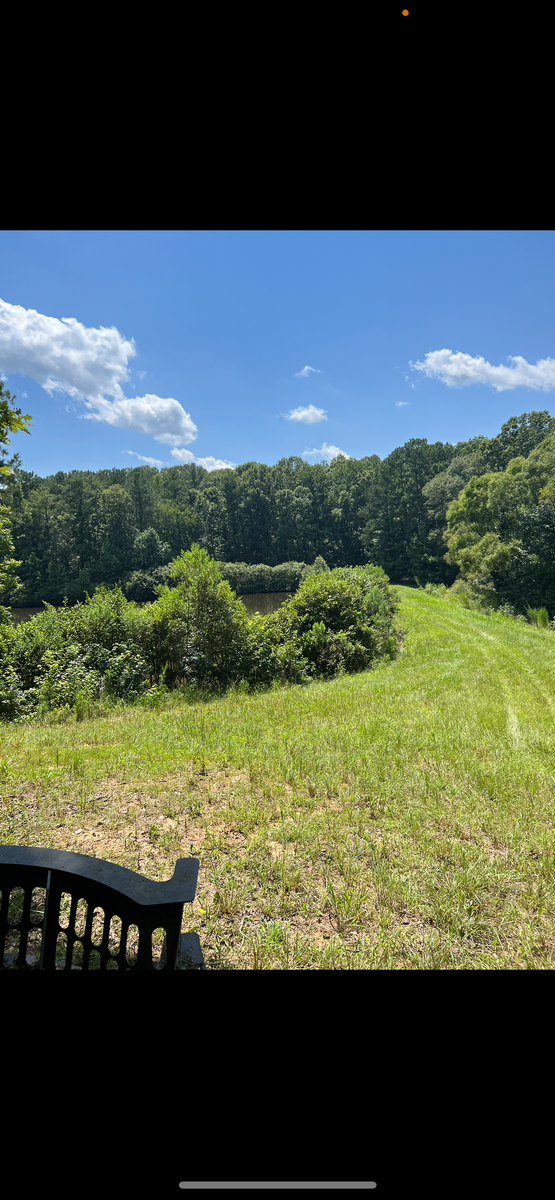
2,229,555,476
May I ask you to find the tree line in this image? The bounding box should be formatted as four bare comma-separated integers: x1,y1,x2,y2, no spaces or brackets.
2,378,555,613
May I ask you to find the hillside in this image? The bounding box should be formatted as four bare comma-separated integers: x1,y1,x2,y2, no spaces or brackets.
2,587,555,969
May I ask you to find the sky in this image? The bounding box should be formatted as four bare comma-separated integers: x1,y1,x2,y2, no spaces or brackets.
1,229,555,476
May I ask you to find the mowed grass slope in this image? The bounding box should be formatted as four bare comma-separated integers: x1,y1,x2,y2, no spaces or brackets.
3,587,555,969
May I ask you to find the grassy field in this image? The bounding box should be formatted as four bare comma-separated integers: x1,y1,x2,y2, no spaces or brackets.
3,586,555,969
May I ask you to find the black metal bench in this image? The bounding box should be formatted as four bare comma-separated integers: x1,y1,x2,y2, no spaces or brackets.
0,846,202,970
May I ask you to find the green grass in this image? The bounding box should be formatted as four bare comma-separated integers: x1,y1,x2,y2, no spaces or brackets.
3,586,555,969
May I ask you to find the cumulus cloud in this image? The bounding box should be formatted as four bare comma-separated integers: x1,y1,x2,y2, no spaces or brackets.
396,401,409,407
283,404,327,424
170,448,235,472
85,394,197,446
411,349,555,392
295,365,322,378
0,297,198,446
302,442,349,461
124,450,164,468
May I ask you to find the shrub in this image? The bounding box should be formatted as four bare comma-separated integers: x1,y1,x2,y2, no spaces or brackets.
300,556,330,582
0,553,399,720
125,566,171,601
216,560,307,595
0,663,24,720
146,545,252,688
423,582,448,597
267,564,398,680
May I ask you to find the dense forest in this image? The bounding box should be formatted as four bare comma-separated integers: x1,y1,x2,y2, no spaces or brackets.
2,395,555,614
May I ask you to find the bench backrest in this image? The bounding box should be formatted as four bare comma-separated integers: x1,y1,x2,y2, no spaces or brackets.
0,847,199,970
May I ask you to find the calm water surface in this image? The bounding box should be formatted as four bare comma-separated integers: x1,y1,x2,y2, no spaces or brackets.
10,593,291,623
238,592,290,615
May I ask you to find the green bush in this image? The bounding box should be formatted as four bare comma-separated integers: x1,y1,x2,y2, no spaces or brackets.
423,582,448,597
0,551,399,721
216,560,307,594
0,587,152,719
125,566,171,601
267,564,398,680
300,556,330,582
0,663,24,720
146,545,251,689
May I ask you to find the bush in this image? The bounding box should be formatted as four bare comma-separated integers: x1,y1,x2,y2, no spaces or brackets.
35,646,102,715
448,579,486,610
496,603,517,618
423,582,448,597
265,564,398,680
0,587,152,720
146,545,252,689
125,566,171,601
300,556,330,582
216,560,307,594
0,663,24,720
240,612,310,688
0,553,399,721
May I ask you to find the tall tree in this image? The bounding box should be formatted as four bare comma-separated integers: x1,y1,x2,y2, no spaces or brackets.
0,382,30,609
360,438,456,582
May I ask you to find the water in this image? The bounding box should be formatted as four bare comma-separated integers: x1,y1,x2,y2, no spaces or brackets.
238,592,290,615
10,607,44,624
10,593,292,623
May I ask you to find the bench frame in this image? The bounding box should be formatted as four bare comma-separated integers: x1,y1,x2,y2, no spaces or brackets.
0,846,200,970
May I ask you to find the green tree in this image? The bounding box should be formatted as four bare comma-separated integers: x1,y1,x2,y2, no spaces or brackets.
360,438,456,583
483,411,555,471
98,485,137,581
0,505,22,611
0,383,30,615
133,527,171,570
0,381,32,476
444,441,555,612
147,544,251,688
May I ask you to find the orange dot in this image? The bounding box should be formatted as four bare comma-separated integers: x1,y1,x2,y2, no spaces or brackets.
402,8,409,13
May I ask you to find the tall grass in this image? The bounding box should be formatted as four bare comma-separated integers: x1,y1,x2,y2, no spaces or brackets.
526,606,550,628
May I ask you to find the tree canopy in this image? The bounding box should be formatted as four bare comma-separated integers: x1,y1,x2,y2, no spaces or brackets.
2,391,555,616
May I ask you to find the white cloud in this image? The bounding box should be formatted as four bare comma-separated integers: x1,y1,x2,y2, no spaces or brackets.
0,297,198,446
170,448,235,471
396,401,409,407
295,365,322,378
283,404,327,424
411,348,555,392
124,450,164,468
302,442,349,461
85,394,197,446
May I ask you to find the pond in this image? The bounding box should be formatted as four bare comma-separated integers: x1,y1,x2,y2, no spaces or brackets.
9,593,292,624
9,607,44,624
238,592,291,615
